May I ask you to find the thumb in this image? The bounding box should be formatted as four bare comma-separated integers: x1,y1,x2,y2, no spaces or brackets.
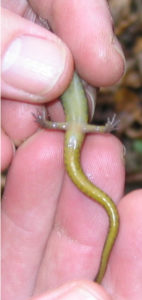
31,281,111,300
1,8,73,103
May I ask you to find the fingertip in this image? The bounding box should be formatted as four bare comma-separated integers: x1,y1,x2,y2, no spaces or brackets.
118,189,142,228
1,99,46,145
32,280,111,300
2,8,74,103
121,189,142,205
77,35,125,87
46,0,125,86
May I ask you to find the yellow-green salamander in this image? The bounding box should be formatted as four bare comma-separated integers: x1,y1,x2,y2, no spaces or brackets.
35,71,119,283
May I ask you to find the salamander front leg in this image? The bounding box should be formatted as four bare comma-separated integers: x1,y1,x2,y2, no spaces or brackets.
84,114,120,133
33,111,68,131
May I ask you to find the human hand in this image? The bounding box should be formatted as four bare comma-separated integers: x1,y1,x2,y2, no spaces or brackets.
2,1,142,300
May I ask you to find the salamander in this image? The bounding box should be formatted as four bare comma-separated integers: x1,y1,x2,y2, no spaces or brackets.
35,71,119,283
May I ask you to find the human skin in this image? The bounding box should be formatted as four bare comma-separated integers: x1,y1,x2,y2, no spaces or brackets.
1,1,142,300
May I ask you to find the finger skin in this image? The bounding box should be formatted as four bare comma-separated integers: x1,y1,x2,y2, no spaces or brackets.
30,0,125,86
33,134,124,294
2,131,64,300
1,8,73,102
2,132,124,300
2,2,127,300
103,190,142,300
1,99,46,145
31,281,111,300
1,129,15,171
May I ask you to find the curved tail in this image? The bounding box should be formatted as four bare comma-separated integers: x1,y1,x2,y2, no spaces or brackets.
64,137,119,283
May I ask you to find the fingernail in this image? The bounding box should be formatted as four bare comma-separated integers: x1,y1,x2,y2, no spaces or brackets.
112,35,126,73
57,286,103,300
64,287,100,300
2,36,67,98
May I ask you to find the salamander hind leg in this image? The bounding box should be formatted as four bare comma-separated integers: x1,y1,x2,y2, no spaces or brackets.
33,110,68,131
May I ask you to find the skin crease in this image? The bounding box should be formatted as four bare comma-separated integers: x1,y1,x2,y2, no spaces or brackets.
1,1,142,300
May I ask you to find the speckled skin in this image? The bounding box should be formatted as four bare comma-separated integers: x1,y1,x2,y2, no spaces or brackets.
35,72,119,283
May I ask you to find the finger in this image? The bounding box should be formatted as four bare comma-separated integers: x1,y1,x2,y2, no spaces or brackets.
30,0,125,86
1,8,73,103
31,281,111,300
2,0,28,15
103,189,142,299
1,99,46,145
1,129,15,171
34,134,125,294
2,130,64,299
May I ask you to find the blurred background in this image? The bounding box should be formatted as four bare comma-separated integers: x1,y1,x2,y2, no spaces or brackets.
95,0,142,192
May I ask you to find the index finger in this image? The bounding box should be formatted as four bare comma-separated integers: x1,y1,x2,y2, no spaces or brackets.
30,0,125,86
